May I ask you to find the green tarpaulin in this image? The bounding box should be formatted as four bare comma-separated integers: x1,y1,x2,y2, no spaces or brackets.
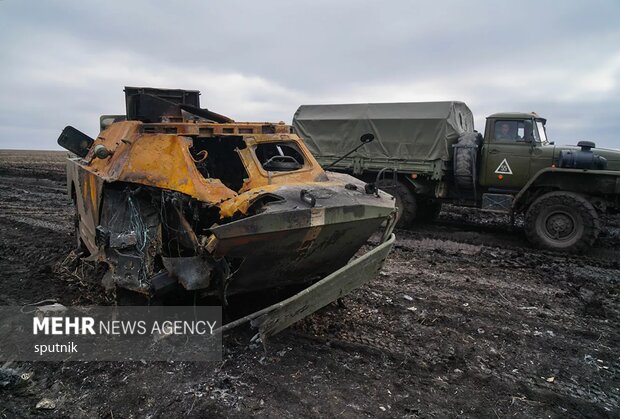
292,101,474,162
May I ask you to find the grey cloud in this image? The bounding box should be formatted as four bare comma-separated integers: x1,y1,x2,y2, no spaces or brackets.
0,0,618,149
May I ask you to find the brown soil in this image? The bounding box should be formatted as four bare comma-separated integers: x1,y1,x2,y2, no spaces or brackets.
0,150,618,418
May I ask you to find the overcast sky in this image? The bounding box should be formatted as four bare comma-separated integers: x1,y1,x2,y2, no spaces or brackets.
1,0,618,150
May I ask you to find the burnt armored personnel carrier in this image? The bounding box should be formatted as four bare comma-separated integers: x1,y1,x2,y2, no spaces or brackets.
57,87,396,337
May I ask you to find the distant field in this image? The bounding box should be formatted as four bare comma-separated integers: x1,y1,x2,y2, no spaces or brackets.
0,149,67,163
0,149,68,181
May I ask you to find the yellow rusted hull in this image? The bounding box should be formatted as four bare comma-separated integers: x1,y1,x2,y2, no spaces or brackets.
63,96,395,299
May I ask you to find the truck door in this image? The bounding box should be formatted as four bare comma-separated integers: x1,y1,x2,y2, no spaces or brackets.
480,119,534,190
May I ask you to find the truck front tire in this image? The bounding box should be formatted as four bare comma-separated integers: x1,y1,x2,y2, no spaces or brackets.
525,191,600,252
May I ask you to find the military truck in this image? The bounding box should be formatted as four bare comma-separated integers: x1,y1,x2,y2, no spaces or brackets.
293,102,620,252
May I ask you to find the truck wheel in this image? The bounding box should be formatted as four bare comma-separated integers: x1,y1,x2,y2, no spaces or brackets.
417,199,442,221
378,181,417,228
525,191,600,252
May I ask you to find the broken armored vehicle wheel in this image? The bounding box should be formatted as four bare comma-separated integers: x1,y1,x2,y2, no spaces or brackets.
525,191,600,252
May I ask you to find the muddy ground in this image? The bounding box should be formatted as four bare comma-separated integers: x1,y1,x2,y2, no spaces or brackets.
0,149,618,418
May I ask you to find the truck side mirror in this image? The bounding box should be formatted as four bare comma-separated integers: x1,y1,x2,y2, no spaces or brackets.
360,133,375,143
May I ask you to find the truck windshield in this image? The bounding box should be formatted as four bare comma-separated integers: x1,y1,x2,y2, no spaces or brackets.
535,121,548,144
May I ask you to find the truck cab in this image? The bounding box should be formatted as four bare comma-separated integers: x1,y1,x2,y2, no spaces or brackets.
479,112,554,190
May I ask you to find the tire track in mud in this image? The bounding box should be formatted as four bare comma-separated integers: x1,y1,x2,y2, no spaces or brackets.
400,213,620,262
290,226,620,416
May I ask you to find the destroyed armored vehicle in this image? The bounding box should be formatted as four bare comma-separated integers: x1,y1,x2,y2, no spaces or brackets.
57,87,396,332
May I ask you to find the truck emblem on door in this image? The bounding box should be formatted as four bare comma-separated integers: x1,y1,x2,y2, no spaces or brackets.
495,158,513,175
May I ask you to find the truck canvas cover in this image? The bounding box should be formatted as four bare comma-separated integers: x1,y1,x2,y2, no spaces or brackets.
293,101,474,162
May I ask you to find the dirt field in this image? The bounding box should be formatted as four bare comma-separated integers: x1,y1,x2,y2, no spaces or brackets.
0,149,618,418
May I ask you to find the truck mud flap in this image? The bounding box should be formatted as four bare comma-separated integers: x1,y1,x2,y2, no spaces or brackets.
218,233,395,340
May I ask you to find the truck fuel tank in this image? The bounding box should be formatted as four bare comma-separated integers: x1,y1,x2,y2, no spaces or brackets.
558,141,607,170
